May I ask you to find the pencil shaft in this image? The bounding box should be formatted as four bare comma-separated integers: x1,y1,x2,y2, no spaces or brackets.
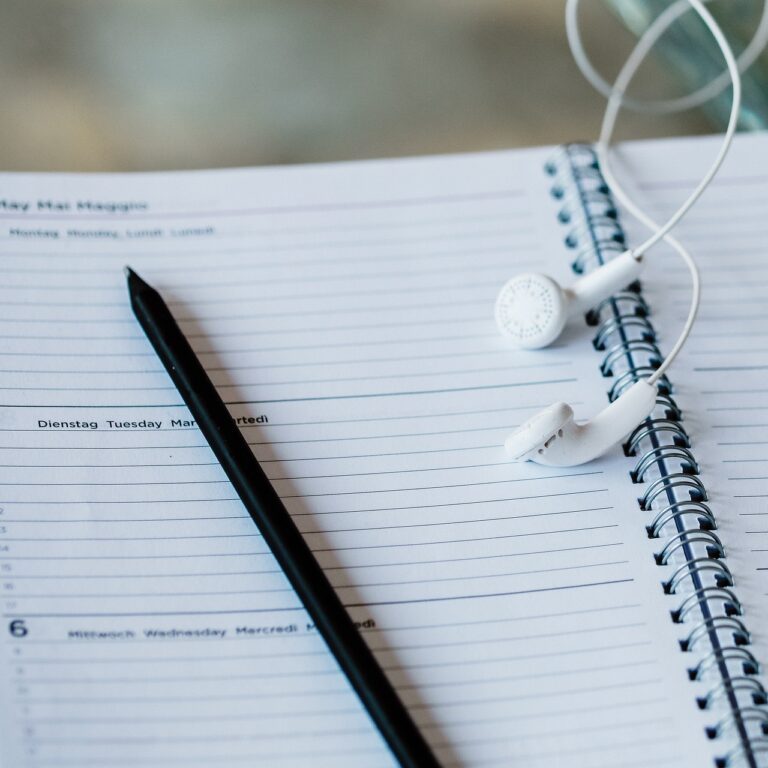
126,269,440,768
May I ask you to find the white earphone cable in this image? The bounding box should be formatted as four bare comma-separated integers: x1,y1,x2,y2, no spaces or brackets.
598,0,742,259
566,0,768,115
566,0,743,383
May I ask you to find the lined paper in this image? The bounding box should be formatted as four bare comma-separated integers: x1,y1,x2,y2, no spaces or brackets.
0,148,714,767
609,131,768,690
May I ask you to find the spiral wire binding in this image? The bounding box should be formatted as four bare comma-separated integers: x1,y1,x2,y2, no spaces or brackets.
549,144,768,767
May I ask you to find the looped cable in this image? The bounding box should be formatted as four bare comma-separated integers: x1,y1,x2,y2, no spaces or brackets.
565,143,599,167
593,314,655,350
653,394,682,421
609,368,670,401
707,707,768,741
565,216,625,249
672,586,741,624
664,557,733,595
648,500,716,538
639,473,707,510
588,290,648,323
557,182,609,209
720,737,768,768
632,446,699,484
689,647,760,683
572,240,625,273
699,677,767,711
655,529,723,566
601,339,661,376
559,198,617,224
625,419,689,455
682,616,750,654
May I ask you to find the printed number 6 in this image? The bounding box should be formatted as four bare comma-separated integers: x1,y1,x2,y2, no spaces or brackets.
9,620,27,638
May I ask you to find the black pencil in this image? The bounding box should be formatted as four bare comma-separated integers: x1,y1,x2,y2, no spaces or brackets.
125,267,441,768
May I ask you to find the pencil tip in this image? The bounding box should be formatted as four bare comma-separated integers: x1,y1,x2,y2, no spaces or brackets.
124,266,151,295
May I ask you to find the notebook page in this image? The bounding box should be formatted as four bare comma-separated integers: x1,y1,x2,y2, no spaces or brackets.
0,149,713,767
608,131,768,684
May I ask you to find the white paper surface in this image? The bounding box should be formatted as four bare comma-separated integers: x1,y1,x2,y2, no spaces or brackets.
615,131,768,677
0,146,716,767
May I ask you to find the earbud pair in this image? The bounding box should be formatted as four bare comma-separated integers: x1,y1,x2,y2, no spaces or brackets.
496,251,658,467
504,0,742,466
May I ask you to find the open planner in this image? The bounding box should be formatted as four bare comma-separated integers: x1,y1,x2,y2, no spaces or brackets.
1,131,768,768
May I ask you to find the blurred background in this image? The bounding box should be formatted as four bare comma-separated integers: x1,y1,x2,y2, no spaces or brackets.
1,0,766,171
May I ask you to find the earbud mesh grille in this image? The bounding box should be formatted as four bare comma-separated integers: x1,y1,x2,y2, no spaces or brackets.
496,274,556,341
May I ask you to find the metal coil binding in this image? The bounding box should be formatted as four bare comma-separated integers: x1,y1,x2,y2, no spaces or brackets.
552,143,768,767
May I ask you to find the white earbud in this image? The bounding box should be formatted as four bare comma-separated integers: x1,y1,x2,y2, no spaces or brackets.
505,379,658,466
495,250,643,349
494,0,744,467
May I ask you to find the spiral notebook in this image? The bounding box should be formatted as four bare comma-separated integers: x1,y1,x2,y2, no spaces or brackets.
1,131,767,768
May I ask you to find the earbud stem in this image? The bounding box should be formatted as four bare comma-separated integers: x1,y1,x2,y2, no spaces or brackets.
566,379,657,465
506,379,658,467
568,250,644,313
